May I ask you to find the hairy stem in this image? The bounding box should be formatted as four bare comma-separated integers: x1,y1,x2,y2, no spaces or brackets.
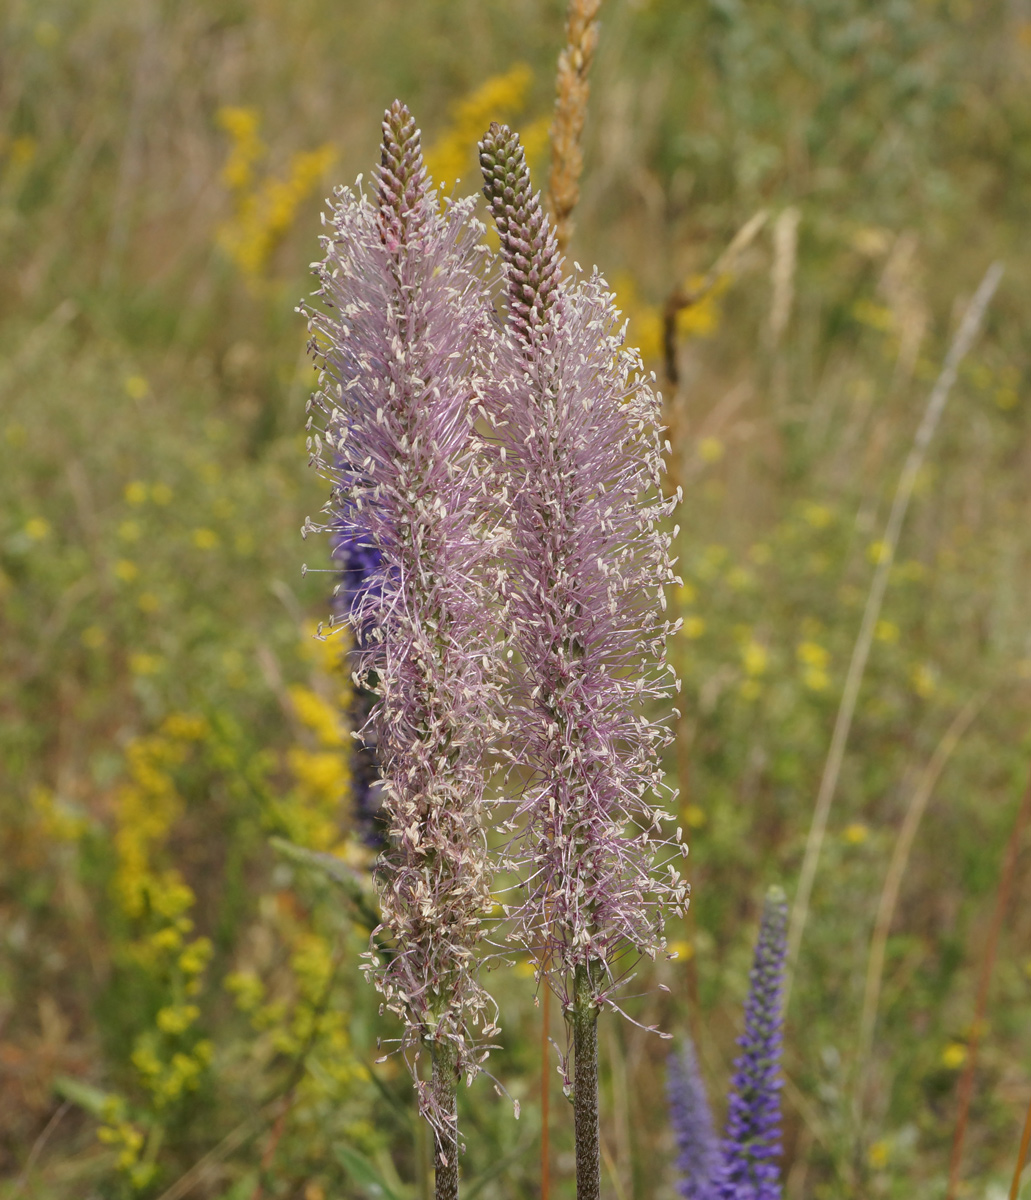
572,961,602,1200
432,1041,459,1200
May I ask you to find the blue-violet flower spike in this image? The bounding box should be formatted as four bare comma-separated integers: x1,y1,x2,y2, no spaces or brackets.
668,1035,720,1200
713,886,788,1200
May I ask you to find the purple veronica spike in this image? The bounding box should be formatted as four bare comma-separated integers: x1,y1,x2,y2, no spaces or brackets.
668,1036,720,1200
329,526,386,846
479,123,688,1004
713,887,788,1200
302,101,504,1117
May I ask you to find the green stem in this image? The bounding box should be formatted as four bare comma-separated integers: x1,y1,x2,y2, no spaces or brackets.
431,1041,459,1200
572,961,602,1200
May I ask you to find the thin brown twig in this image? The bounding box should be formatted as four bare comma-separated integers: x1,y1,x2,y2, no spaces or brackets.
662,209,769,386
946,762,1031,1200
784,261,1004,1006
548,0,602,257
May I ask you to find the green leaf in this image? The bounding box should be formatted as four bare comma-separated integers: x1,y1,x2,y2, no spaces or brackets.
335,1144,406,1200
53,1075,120,1119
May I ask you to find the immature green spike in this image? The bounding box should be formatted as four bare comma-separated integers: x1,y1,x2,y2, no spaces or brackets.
478,121,563,344
378,99,430,251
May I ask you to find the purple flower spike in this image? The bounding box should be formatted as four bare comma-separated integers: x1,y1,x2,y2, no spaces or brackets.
328,526,386,845
714,887,788,1200
479,123,688,1006
303,100,504,1115
668,1036,720,1200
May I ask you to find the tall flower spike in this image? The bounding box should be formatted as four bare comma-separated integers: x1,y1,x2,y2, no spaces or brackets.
668,1036,720,1200
714,887,788,1200
480,122,687,1200
303,101,503,1186
480,117,686,1009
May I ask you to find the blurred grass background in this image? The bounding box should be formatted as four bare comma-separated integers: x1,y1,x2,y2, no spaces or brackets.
1,1,1030,1198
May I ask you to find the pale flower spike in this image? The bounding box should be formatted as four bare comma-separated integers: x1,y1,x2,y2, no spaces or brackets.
479,121,689,1005
302,102,505,1156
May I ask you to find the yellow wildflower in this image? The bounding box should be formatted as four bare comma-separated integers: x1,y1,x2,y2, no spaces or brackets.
941,1042,966,1069
217,106,266,192
289,684,346,748
24,517,50,541
742,640,768,677
178,937,213,976
868,1140,890,1170
683,804,707,828
802,503,833,529
129,652,162,676
81,625,106,650
698,436,725,464
797,641,829,669
156,1004,200,1036
682,616,706,640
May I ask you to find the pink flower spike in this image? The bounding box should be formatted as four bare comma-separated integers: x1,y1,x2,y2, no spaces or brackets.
479,122,689,1009
302,101,505,1127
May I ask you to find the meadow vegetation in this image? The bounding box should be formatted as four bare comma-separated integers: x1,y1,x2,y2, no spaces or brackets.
1,1,1030,1198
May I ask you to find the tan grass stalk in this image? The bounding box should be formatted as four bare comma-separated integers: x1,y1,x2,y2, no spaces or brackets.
853,696,984,1122
548,0,603,257
879,231,929,387
768,206,801,347
783,261,1004,1002
946,763,1031,1200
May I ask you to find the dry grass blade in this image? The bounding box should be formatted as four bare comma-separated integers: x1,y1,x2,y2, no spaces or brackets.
853,695,984,1126
1010,1090,1031,1200
946,762,1031,1200
548,0,602,256
784,261,1004,1004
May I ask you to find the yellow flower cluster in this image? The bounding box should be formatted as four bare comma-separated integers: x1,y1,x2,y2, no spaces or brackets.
109,714,217,1112
424,64,549,196
217,106,336,279
269,625,354,853
30,785,88,842
97,1094,153,1188
227,927,363,1095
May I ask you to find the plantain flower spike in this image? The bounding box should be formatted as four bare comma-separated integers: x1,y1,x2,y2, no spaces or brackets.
302,101,505,1145
479,121,688,1012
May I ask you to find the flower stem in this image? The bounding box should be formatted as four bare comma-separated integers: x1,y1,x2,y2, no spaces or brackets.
572,961,602,1200
431,1041,459,1200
